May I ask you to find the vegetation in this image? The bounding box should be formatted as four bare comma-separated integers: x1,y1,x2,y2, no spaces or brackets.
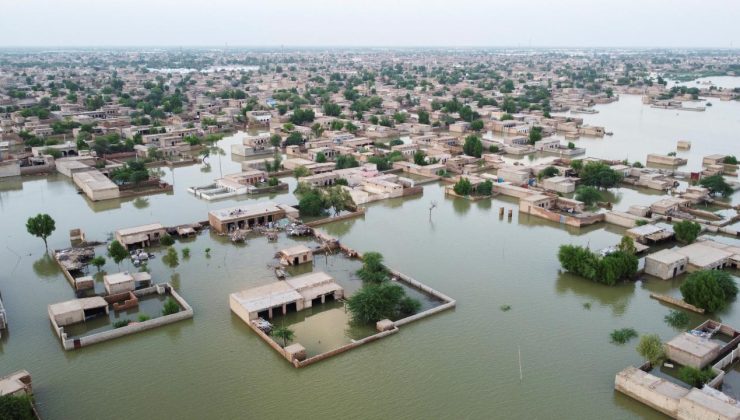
272,326,295,347
575,186,601,206
680,270,738,312
463,135,483,158
110,161,150,185
90,256,106,271
357,252,389,283
293,166,310,178
664,310,690,329
26,213,56,250
558,245,638,286
181,247,190,259
673,220,701,244
723,155,738,165
528,126,543,144
500,304,511,312
162,247,179,268
108,240,128,268
539,166,559,179
160,234,174,246
677,366,716,388
0,394,35,420
578,162,623,189
477,180,493,196
113,319,131,328
138,314,151,322
453,177,472,196
162,297,180,316
636,334,666,366
610,328,638,344
699,174,733,197
347,282,413,323
617,236,637,255
335,154,359,170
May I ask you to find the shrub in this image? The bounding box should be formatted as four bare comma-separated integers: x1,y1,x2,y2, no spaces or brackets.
636,334,665,366
678,366,716,387
463,135,483,158
113,319,131,328
160,234,174,246
346,282,420,323
664,310,690,329
488,144,499,153
579,162,622,189
500,304,511,312
476,180,493,196
298,190,327,217
673,220,701,244
162,297,180,316
268,177,279,186
610,328,638,344
558,245,637,286
399,296,422,316
357,252,388,283
138,314,151,322
0,394,35,420
575,186,601,206
700,174,733,197
724,155,738,165
539,166,559,179
680,270,738,312
181,247,190,259
453,177,472,196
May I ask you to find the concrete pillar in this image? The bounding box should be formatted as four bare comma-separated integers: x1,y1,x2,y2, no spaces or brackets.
499,207,504,217
268,307,273,319
282,304,286,315
321,295,326,304
508,209,513,219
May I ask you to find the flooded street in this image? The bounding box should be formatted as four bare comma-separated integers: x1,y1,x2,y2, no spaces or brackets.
1,87,740,419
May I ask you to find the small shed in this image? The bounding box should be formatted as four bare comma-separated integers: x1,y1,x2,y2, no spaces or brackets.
278,245,313,266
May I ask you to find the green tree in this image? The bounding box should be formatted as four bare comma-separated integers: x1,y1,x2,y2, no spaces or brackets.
463,135,483,158
357,252,388,283
477,180,493,196
680,270,738,312
269,134,282,148
674,220,701,244
335,154,359,170
617,236,637,255
470,119,484,131
181,247,190,259
413,150,427,166
579,162,622,189
345,122,358,134
678,366,716,388
293,166,310,178
0,394,35,420
453,177,472,196
272,325,295,347
528,126,543,144
91,256,106,271
108,240,128,269
298,190,327,217
327,185,354,216
315,152,327,163
26,213,56,250
311,122,324,138
539,166,559,179
160,234,174,246
346,282,406,323
636,334,666,366
162,247,179,268
699,174,733,197
575,186,602,206
417,109,430,125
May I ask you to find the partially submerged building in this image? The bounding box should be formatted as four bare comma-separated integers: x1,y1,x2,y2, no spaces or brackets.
208,202,299,233
674,239,738,272
115,223,167,249
229,271,343,321
644,249,689,280
48,296,109,327
278,245,313,266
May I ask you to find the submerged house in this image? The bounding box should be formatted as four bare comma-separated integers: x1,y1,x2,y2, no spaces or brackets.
278,245,313,266
48,297,109,327
208,202,299,233
115,223,167,250
644,249,689,280
229,271,343,321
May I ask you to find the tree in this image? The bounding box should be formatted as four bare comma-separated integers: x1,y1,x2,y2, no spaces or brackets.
26,213,56,250
323,102,341,117
162,247,179,269
160,234,174,246
417,109,430,124
470,119,484,131
272,326,295,347
674,220,701,244
293,166,310,178
617,236,637,255
335,154,359,170
500,79,515,93
108,240,128,269
575,186,601,206
311,122,324,138
636,334,666,366
413,150,427,166
680,270,738,312
91,256,106,271
269,134,282,148
558,245,636,286
528,126,543,144
315,152,327,163
477,180,493,196
347,283,407,323
579,162,622,189
285,131,304,146
345,122,358,134
463,135,483,158
357,252,388,283
0,394,35,420
327,186,354,216
539,166,559,179
162,297,180,315
453,177,472,196
700,174,733,197
678,366,716,388
298,190,327,217
181,247,190,259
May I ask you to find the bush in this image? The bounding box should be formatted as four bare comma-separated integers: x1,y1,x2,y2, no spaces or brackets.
453,177,472,196
678,366,716,387
724,155,738,165
579,162,623,189
298,190,327,217
463,135,483,158
138,314,151,322
674,220,701,244
160,234,174,246
610,328,638,344
181,247,190,259
700,174,733,197
399,296,422,316
346,282,419,323
162,297,180,316
357,252,388,283
539,166,559,179
113,319,131,328
636,334,665,366
268,177,279,186
558,245,637,286
680,270,738,312
664,310,690,329
476,180,493,196
0,394,35,420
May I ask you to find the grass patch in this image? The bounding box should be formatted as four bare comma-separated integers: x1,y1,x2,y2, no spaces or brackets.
678,366,716,387
664,310,690,329
113,319,131,328
610,328,638,344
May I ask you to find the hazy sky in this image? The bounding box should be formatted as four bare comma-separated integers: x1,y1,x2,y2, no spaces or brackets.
2,0,739,48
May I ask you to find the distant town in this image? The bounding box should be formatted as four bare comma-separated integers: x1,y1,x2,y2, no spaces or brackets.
1,47,739,419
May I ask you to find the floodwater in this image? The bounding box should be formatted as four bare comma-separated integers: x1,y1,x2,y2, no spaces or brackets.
1,89,740,419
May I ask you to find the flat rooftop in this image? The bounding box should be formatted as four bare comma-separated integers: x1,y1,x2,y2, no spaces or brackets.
675,241,732,267
209,201,282,222
231,281,302,314
116,223,164,237
666,332,721,360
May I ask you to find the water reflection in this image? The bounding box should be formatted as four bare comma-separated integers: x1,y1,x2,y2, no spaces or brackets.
132,197,149,209
555,271,635,316
451,197,471,215
32,253,62,278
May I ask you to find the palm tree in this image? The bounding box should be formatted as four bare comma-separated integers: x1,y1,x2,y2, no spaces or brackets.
272,326,295,347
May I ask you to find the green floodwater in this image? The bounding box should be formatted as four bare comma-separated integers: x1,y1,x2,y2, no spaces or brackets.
0,90,740,419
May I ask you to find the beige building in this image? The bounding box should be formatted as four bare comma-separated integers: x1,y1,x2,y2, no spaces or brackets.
48,296,109,327
278,245,313,266
644,249,689,279
208,202,298,233
115,223,167,249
